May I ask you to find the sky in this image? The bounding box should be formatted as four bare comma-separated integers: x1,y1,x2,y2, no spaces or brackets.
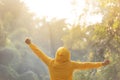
22,0,103,25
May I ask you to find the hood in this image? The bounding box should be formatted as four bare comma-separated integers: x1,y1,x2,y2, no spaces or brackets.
55,47,70,63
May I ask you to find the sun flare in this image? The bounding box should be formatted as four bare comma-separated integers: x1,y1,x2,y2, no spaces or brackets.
22,0,102,25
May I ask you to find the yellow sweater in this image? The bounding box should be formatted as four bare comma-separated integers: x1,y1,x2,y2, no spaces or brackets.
29,43,103,80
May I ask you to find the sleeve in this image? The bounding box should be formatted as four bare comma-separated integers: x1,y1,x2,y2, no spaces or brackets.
29,43,52,66
71,61,103,70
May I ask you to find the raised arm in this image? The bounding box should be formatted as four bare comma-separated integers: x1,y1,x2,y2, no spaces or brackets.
72,60,110,70
25,38,52,66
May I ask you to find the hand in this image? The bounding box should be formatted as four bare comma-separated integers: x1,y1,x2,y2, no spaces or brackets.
25,38,31,45
102,60,110,66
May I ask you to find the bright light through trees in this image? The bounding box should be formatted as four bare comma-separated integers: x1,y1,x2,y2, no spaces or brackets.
22,0,103,26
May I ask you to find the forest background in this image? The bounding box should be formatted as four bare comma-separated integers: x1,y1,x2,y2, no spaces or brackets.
0,0,120,80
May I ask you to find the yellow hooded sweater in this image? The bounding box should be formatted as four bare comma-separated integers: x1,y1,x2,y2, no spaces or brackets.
28,43,103,80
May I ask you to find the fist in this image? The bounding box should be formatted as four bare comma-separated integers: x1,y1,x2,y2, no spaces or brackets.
102,60,110,66
25,38,31,45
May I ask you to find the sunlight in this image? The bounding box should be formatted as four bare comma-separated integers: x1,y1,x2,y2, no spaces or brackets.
23,0,73,18
86,13,103,25
22,0,102,25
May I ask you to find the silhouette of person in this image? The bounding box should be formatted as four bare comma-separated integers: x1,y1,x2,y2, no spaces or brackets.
25,38,110,80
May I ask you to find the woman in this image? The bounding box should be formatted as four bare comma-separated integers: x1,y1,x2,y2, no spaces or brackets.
25,38,110,80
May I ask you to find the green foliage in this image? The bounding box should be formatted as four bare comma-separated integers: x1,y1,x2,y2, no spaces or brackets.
0,47,20,66
73,70,87,80
0,65,18,80
0,0,120,80
17,71,39,80
64,0,120,80
62,26,87,50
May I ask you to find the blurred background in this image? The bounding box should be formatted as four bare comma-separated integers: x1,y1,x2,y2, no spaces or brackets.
0,0,120,80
